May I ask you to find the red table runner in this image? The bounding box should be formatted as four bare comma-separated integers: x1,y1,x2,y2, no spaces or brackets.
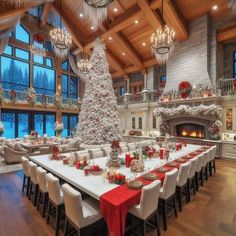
100,148,205,236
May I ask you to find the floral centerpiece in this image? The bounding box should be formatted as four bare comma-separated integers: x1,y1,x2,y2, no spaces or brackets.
142,146,154,159
54,121,64,137
0,121,4,136
107,140,121,168
26,87,36,106
160,122,170,136
208,120,222,140
9,90,16,103
29,130,38,142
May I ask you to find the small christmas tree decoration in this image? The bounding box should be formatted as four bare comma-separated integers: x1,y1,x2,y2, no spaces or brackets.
76,38,122,144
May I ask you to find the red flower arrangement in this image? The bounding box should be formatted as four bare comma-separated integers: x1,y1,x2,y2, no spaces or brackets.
9,90,16,98
30,130,38,138
33,33,44,44
51,146,60,160
111,140,120,149
178,81,191,99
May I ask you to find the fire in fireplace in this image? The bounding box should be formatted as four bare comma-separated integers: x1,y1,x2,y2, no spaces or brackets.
176,123,205,139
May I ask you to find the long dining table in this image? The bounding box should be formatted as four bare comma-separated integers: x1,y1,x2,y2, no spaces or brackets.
29,144,204,236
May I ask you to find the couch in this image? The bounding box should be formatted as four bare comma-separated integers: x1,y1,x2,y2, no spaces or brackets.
3,146,28,164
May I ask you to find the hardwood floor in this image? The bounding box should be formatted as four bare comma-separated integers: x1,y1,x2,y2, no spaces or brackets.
0,159,235,236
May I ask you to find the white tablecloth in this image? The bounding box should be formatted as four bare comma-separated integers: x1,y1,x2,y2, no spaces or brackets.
29,144,201,200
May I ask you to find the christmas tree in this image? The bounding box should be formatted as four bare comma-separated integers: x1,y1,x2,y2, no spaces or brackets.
76,39,122,145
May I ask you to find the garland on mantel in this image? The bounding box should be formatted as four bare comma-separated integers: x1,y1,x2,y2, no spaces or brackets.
154,104,223,119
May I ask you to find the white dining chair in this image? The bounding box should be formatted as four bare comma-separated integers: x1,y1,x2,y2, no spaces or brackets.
102,147,111,156
36,167,48,217
187,156,198,202
127,143,136,152
46,173,64,236
129,180,161,236
28,161,39,206
62,183,102,236
159,168,178,231
209,146,217,176
202,150,210,181
195,153,205,191
176,162,191,211
120,145,129,153
91,150,104,159
21,156,31,197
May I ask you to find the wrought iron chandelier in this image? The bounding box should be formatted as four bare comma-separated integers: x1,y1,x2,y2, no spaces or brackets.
77,50,92,74
151,0,176,65
82,0,113,29
49,0,72,58
228,0,236,13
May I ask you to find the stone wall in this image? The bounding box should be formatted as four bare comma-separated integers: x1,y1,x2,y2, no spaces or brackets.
165,14,212,92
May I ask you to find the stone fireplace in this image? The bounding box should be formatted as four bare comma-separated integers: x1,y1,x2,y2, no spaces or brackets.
176,123,205,139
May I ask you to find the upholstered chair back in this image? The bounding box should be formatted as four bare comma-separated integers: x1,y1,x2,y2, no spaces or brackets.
127,143,136,152
188,157,198,179
195,153,204,173
139,180,161,219
21,156,30,177
176,162,191,187
202,151,209,167
46,173,63,205
120,145,129,153
160,168,178,199
91,150,104,159
36,167,48,193
210,146,217,161
29,161,38,184
62,183,84,228
102,147,111,156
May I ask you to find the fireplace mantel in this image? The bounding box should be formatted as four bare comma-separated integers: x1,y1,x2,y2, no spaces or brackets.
158,96,222,108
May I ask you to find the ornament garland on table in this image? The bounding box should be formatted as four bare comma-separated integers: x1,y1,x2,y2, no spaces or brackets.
154,104,223,119
0,121,4,136
76,38,122,144
208,120,222,140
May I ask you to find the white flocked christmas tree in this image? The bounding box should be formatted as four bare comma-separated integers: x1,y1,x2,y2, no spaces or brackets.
76,38,122,145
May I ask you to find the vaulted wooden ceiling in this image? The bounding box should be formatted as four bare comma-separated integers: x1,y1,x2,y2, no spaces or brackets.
0,0,230,79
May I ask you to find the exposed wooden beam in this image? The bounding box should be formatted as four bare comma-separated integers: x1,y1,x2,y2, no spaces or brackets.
40,2,51,26
137,0,164,30
111,58,158,79
164,0,189,41
217,23,236,42
0,1,45,21
84,4,143,50
112,33,144,68
106,49,126,74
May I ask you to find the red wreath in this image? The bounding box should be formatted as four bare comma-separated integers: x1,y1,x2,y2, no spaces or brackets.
33,33,44,44
178,81,191,99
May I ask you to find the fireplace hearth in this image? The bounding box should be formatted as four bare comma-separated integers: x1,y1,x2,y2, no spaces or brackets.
176,123,205,139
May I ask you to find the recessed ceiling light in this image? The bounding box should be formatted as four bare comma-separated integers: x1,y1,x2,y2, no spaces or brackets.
122,52,125,56
142,42,146,46
134,20,139,24
212,5,218,10
79,13,84,18
113,8,118,12
109,37,112,40
90,26,95,30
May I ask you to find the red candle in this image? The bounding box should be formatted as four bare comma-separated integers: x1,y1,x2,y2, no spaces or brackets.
93,165,99,171
125,154,131,167
75,161,80,169
160,148,164,159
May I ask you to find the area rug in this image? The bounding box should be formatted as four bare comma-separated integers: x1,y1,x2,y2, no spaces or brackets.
0,157,22,174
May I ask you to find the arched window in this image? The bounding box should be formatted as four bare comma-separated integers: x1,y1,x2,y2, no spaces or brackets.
15,24,30,44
